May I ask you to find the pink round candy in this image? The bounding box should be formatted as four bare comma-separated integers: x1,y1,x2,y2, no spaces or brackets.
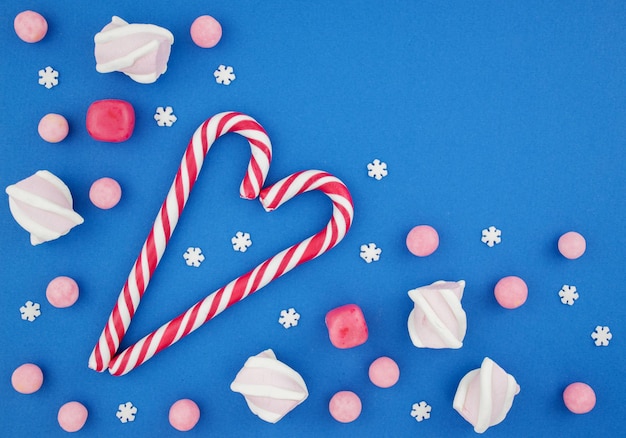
14,11,48,43
368,356,400,388
329,391,362,423
169,399,200,431
494,276,528,309
89,177,122,209
11,363,44,394
558,231,586,259
190,15,222,48
38,114,69,143
46,276,79,308
58,401,88,432
563,382,596,414
406,225,439,257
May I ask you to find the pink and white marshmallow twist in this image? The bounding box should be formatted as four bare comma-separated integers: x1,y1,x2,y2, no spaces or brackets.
89,111,272,372
108,169,353,375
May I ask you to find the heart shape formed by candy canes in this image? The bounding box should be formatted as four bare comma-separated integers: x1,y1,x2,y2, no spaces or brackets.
89,112,354,375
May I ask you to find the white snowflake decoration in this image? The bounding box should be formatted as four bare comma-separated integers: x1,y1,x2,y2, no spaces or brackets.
591,326,612,346
481,226,501,247
20,301,41,322
410,401,431,422
558,285,579,306
214,65,236,85
154,106,177,127
278,308,300,328
116,402,137,423
360,243,381,263
367,159,388,180
231,231,252,252
38,66,59,89
183,247,205,267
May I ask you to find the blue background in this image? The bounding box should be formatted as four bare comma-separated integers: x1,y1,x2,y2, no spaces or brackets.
1,1,625,436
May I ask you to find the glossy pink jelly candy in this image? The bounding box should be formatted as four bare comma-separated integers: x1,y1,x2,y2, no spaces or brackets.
325,304,368,349
86,99,135,142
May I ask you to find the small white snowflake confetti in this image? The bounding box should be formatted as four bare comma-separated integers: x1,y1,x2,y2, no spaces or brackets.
360,243,381,263
154,106,177,127
367,159,388,180
183,247,205,267
214,65,236,85
410,401,431,422
231,231,252,252
278,308,300,328
591,326,612,346
558,285,579,306
116,401,137,423
481,226,501,247
38,66,59,89
20,301,41,322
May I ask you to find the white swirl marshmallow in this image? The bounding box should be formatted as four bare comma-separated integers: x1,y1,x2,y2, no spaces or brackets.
453,357,520,433
407,280,467,349
230,349,308,423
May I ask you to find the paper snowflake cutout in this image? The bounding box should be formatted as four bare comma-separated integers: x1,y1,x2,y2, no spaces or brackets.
183,247,205,267
558,285,579,306
591,326,612,346
410,401,431,422
231,231,252,252
214,65,236,85
20,301,41,322
360,243,381,263
367,159,388,180
116,401,137,423
481,226,501,247
38,66,59,89
278,308,300,328
154,106,177,127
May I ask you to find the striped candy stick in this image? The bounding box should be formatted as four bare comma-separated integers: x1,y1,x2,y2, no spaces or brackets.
88,112,272,372
108,170,354,375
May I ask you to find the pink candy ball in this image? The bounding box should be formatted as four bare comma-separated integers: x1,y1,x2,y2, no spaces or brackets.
89,177,122,209
558,231,586,259
14,10,48,43
190,15,222,48
563,382,596,414
38,113,69,143
329,391,362,423
494,276,528,309
58,401,88,432
169,399,201,431
368,356,400,388
46,276,79,308
11,363,44,394
406,225,439,257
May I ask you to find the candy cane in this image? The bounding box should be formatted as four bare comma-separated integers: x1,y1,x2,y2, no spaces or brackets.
88,112,272,372
108,170,353,375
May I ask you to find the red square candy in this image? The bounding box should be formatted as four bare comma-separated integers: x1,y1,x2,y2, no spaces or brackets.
325,304,368,349
86,99,135,142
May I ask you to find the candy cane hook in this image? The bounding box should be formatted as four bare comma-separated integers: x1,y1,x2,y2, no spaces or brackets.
89,112,272,372
108,170,353,375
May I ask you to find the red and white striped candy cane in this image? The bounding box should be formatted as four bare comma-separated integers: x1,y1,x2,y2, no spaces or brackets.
88,112,272,372
108,169,353,375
